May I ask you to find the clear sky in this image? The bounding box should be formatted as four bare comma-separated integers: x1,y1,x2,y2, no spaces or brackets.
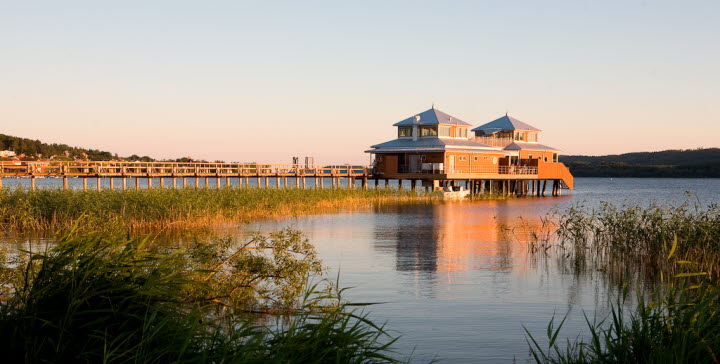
1,1,718,163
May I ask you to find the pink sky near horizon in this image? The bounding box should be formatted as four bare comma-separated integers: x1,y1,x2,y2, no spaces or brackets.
2,1,718,164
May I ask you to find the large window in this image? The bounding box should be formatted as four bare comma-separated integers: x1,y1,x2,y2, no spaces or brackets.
528,133,538,142
398,127,412,137
420,126,437,137
439,126,451,137
514,131,525,141
455,128,468,138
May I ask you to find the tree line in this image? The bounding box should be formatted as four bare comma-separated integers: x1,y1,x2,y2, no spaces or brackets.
560,148,720,177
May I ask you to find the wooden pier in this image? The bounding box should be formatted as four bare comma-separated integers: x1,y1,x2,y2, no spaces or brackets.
0,160,571,196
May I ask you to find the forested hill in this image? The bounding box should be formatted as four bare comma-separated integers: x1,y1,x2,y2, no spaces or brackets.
0,133,156,161
560,148,720,177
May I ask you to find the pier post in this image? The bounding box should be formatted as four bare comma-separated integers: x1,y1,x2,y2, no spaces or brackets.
147,177,152,189
182,177,187,188
314,177,319,189
411,179,416,191
97,178,102,191
362,177,368,190
135,178,140,190
295,177,300,188
109,178,114,190
63,177,68,191
216,177,221,189
265,177,269,188
541,180,547,196
122,178,127,190
225,177,230,188
31,176,36,191
320,177,324,188
160,178,165,189
173,178,177,189
398,180,403,190
276,176,281,188
384,179,389,189
347,177,352,188
203,177,208,188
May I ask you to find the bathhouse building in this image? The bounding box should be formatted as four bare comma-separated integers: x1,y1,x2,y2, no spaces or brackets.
366,107,573,195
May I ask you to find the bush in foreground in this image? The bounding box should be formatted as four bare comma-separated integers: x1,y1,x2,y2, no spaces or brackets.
0,229,402,363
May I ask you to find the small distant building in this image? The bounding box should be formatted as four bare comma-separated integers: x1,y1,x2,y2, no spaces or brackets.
0,150,16,158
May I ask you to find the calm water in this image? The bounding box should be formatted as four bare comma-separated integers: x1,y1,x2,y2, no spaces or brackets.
240,178,720,363
4,177,720,362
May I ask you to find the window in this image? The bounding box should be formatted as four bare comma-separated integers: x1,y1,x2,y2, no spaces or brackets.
439,126,451,137
473,156,478,161
552,153,558,163
528,133,538,142
459,156,467,161
398,127,412,137
514,131,525,141
420,126,437,137
455,128,467,138
528,154,533,159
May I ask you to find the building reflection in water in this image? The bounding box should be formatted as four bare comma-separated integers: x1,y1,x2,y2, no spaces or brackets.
372,201,551,297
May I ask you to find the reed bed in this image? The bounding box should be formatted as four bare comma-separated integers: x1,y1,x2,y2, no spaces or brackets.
0,187,431,234
552,201,720,280
0,228,406,363
522,202,720,363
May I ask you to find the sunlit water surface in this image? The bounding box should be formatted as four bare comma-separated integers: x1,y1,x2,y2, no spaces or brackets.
240,178,720,363
5,178,720,362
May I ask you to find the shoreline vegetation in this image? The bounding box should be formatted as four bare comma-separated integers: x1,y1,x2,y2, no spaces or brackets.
522,202,720,363
0,228,405,362
0,187,433,234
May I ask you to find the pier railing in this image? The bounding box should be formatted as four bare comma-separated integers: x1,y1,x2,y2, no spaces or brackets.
0,161,372,177
398,165,538,175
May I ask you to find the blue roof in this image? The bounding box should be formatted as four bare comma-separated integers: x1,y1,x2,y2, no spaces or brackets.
366,137,501,153
504,142,559,152
471,115,541,133
393,108,472,127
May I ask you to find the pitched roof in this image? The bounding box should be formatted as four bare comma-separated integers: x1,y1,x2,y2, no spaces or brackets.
393,108,472,127
471,115,541,134
366,137,501,153
503,142,560,152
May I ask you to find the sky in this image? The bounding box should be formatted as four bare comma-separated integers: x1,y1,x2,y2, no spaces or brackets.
1,1,718,163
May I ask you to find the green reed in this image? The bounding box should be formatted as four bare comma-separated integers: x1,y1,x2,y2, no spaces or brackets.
0,228,406,363
0,187,430,233
552,201,720,279
526,239,720,364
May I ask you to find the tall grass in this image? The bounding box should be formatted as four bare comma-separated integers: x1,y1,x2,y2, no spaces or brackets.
522,202,720,363
553,201,720,279
0,187,431,233
526,239,720,364
0,228,406,363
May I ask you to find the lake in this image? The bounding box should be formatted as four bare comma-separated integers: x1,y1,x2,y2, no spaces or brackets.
241,178,720,363
3,177,719,362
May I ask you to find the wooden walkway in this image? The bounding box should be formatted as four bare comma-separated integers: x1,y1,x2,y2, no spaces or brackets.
0,161,571,196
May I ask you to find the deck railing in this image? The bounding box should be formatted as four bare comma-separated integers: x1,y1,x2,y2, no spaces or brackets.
397,165,538,175
0,161,372,177
472,136,515,148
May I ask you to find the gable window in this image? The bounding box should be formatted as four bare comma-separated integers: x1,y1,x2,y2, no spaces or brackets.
528,133,538,142
514,131,525,141
438,126,451,137
420,126,437,137
398,127,412,137
455,128,468,138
